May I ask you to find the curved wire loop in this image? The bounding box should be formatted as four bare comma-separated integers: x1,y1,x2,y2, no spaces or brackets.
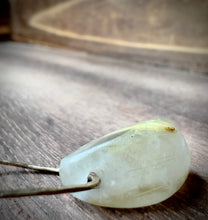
0,160,100,198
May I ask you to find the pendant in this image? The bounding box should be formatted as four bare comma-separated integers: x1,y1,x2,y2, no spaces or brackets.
60,118,190,208
0,118,190,208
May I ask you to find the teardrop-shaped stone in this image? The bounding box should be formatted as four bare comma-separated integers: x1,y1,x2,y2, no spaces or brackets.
59,118,190,208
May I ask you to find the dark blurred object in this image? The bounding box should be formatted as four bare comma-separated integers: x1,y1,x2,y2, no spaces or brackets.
8,0,208,72
0,0,10,40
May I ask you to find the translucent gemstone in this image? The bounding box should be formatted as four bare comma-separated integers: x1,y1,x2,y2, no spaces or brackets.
59,118,190,208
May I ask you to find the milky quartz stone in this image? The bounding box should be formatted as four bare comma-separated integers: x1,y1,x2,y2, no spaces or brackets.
59,119,190,208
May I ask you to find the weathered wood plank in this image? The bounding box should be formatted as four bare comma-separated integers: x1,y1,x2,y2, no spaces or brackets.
9,0,208,72
0,42,208,219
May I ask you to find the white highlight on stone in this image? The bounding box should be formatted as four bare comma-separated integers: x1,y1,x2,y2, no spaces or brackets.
59,118,190,208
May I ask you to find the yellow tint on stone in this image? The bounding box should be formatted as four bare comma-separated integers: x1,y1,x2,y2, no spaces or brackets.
59,118,190,208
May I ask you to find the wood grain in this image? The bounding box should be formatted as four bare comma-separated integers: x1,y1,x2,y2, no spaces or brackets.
0,42,208,219
9,0,208,73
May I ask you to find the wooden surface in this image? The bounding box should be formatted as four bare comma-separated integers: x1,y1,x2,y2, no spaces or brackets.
0,41,208,219
9,0,208,73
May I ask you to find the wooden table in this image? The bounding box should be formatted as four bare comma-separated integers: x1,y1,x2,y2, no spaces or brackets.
0,42,207,219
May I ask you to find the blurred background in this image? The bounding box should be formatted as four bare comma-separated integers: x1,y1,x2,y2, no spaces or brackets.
1,0,208,72
0,1,208,219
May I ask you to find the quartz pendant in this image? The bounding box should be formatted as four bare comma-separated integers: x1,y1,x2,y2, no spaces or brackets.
59,118,190,208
